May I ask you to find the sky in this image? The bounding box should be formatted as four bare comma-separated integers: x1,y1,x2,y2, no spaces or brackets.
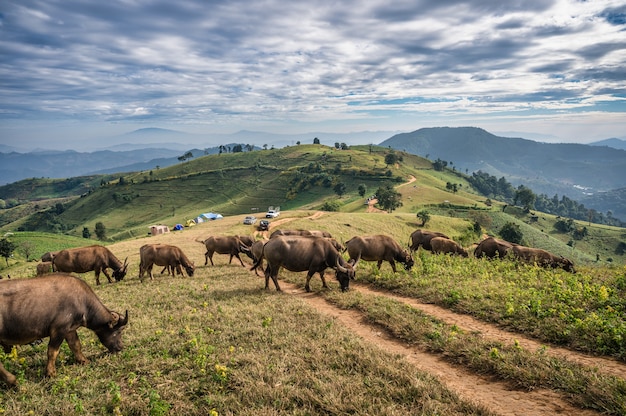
1,0,625,151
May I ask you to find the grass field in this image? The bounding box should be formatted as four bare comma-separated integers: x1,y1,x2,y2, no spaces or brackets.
1,211,625,414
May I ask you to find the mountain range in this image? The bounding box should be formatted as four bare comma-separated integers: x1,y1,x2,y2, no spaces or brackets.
1,126,626,220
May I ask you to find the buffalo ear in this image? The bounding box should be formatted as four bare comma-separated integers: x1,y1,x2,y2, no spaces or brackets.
109,310,129,328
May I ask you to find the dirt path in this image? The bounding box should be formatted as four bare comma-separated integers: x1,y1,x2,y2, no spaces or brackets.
279,280,610,416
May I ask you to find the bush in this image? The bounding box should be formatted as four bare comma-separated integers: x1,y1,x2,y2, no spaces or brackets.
320,200,341,212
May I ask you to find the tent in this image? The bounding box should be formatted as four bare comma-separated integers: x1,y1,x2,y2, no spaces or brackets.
194,216,205,224
185,219,196,227
173,224,184,231
200,212,223,220
149,225,170,236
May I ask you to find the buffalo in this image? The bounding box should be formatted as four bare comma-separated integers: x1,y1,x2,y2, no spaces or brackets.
0,273,128,386
346,234,414,272
253,235,355,292
430,237,469,257
249,240,267,276
200,236,251,266
36,261,54,276
40,251,59,262
52,245,128,285
139,244,195,282
511,245,575,273
270,229,333,239
409,230,450,252
474,237,515,259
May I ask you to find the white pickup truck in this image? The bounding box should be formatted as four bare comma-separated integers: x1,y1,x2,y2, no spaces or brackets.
265,209,280,218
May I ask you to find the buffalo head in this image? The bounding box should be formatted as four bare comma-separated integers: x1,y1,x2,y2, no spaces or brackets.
113,258,129,281
95,310,129,353
335,258,356,292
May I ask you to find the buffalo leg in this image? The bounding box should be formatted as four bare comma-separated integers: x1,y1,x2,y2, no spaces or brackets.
65,330,89,365
102,268,113,283
234,254,245,267
318,271,329,289
45,333,66,378
94,269,102,285
388,260,397,273
0,362,17,386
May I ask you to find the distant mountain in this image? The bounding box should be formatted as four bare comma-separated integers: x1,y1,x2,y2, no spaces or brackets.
589,138,626,151
0,148,180,185
380,127,626,217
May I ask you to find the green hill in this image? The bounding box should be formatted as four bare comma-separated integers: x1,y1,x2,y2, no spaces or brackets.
0,143,625,266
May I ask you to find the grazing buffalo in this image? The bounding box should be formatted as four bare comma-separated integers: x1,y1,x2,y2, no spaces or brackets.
200,236,251,266
36,261,54,276
0,273,129,386
346,234,414,272
409,230,450,252
139,244,195,282
52,245,128,285
430,237,469,257
511,245,575,273
474,237,515,259
270,229,333,239
249,240,266,276
40,251,59,262
253,235,355,292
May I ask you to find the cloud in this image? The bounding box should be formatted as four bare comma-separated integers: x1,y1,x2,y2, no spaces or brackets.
0,0,625,149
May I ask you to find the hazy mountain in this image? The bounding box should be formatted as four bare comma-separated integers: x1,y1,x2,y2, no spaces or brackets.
379,127,626,202
589,138,626,151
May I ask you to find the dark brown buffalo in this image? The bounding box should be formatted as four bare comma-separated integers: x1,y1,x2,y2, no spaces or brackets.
409,230,450,252
430,237,469,257
511,245,575,273
139,244,195,282
237,235,256,247
0,273,128,386
249,240,266,276
36,261,54,276
346,234,414,272
200,236,251,266
474,237,515,259
270,229,333,239
52,245,128,285
252,235,355,292
40,251,59,262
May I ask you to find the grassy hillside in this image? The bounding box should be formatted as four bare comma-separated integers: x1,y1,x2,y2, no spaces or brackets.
0,144,624,266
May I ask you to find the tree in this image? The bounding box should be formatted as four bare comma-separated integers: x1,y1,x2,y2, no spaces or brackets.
333,182,346,197
416,210,431,226
514,186,536,212
358,184,367,197
18,241,35,262
375,183,402,212
0,238,16,266
82,226,91,239
384,152,398,167
232,144,243,153
95,222,107,240
313,137,320,144
499,222,523,244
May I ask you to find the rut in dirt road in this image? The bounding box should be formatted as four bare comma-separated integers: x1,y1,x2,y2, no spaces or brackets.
280,281,605,416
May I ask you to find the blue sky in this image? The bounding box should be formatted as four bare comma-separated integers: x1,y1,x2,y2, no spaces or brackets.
1,0,625,151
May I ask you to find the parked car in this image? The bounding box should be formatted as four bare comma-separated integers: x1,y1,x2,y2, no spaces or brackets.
243,215,257,225
266,210,280,218
258,220,270,231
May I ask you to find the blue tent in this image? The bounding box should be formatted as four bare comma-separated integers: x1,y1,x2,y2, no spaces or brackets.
173,224,184,231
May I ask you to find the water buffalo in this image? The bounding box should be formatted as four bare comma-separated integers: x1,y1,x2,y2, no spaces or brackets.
36,261,54,276
200,236,251,266
430,237,469,257
249,240,266,276
346,234,414,272
139,244,195,282
0,273,129,386
409,230,450,252
474,237,515,259
253,235,355,292
52,245,128,285
511,245,575,273
40,251,59,262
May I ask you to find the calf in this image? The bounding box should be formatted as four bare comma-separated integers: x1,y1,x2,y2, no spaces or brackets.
346,234,414,272
36,261,54,276
139,244,195,282
0,273,128,386
430,237,468,257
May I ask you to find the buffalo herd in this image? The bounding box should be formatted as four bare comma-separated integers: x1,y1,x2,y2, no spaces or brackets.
2,222,575,386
